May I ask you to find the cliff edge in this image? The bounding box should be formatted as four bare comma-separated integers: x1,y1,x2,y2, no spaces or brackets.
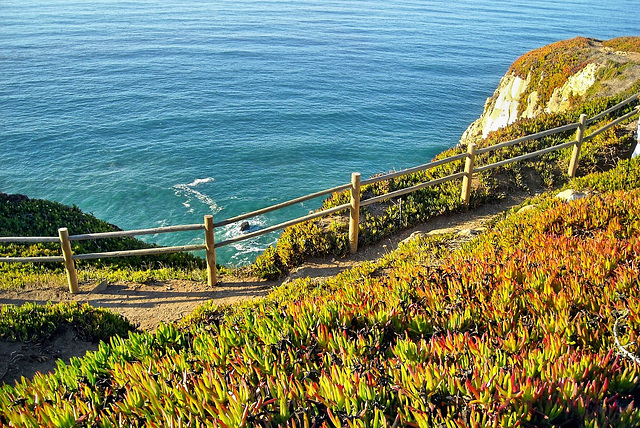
461,36,640,143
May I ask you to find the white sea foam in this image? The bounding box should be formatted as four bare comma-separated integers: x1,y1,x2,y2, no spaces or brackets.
187,177,215,187
220,215,268,239
173,183,219,213
228,238,276,264
218,215,275,263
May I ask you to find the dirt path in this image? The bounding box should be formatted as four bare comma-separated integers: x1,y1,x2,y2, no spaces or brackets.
0,191,534,386
286,191,532,283
0,191,533,331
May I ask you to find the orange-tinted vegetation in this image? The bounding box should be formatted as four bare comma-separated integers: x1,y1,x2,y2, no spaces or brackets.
509,37,594,115
603,36,640,54
252,87,639,279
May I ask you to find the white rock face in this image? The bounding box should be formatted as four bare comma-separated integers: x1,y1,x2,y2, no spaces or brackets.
547,63,600,114
522,91,539,118
480,73,531,139
459,40,640,145
461,65,600,143
460,73,530,142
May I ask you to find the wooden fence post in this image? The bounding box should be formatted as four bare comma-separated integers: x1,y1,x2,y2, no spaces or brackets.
568,114,587,178
58,227,79,294
460,143,477,206
204,215,217,286
349,172,361,254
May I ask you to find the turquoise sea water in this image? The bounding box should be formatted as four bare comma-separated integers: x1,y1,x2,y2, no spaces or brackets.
1,0,638,264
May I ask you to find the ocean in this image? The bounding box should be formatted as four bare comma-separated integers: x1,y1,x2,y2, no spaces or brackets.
1,0,638,265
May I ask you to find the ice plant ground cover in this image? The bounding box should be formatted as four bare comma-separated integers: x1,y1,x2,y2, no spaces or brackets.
1,158,640,426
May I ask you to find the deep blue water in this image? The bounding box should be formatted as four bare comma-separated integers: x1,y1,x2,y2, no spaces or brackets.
1,0,638,264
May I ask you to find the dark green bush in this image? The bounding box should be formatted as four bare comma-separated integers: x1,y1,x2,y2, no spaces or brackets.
0,193,205,279
0,301,137,343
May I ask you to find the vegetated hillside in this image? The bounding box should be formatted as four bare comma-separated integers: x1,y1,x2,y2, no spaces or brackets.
0,193,205,288
462,36,640,142
1,36,639,427
248,37,640,280
2,157,640,426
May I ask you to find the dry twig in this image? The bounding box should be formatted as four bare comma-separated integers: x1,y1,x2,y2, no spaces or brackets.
613,310,640,365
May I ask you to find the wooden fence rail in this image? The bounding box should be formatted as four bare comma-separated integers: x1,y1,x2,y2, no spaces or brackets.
587,93,638,125
212,183,352,229
1,94,638,293
68,224,205,241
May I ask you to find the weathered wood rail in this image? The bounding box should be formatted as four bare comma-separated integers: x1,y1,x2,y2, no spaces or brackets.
1,94,638,293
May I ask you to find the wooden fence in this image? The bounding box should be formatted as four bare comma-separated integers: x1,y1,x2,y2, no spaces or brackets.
1,94,639,293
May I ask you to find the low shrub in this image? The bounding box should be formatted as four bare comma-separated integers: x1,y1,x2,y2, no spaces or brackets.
509,37,594,115
0,301,137,343
0,193,207,288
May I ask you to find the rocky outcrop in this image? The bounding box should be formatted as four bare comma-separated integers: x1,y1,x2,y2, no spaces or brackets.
461,74,530,141
461,37,640,144
546,63,600,114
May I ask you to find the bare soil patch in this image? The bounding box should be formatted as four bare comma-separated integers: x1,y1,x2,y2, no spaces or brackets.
0,327,98,387
0,278,271,332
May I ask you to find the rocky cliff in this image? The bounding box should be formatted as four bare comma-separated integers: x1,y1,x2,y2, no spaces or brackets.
461,37,640,143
